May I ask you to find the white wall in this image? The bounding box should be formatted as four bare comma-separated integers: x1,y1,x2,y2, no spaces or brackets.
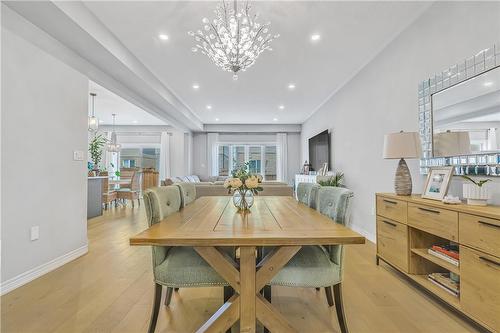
193,132,301,184
1,29,89,291
301,2,500,242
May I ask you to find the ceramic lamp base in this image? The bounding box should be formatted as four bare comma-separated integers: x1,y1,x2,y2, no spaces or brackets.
394,158,412,196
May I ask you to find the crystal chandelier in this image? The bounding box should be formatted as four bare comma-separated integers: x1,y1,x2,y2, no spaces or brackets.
189,0,279,80
88,93,99,132
106,114,121,152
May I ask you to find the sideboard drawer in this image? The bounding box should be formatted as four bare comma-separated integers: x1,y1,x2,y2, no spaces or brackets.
407,203,458,241
376,196,407,224
460,246,500,332
377,217,408,271
460,213,500,258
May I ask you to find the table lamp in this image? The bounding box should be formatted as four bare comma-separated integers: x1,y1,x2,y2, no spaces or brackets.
433,130,471,157
383,131,421,196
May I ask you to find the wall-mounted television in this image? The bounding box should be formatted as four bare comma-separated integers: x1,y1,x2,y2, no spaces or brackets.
308,130,330,172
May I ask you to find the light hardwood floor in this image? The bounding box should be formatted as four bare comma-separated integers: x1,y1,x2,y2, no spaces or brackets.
1,205,480,333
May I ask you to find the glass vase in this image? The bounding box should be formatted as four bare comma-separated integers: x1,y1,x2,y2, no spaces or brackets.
232,189,254,212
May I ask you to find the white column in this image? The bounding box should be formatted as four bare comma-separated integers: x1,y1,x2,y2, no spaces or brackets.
159,131,171,180
276,133,288,182
206,133,219,177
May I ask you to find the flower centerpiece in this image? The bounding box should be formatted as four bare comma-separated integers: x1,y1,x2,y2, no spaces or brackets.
224,162,263,212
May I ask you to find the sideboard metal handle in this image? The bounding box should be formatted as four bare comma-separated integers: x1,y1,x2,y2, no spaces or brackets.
383,199,398,205
478,220,500,229
382,220,397,227
418,207,440,214
479,256,500,267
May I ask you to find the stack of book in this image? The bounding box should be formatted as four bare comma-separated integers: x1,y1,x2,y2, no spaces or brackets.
427,272,460,297
427,244,459,267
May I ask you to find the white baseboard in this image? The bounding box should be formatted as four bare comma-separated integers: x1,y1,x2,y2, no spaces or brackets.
350,224,376,244
1,244,88,295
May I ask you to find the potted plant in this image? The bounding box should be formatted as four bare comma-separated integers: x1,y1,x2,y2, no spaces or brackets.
317,172,344,187
89,134,107,172
461,175,491,206
224,162,263,212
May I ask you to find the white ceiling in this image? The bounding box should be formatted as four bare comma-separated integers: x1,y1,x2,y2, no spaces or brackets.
84,1,430,125
89,81,166,125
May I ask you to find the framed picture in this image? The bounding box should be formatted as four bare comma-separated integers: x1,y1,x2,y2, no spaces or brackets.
422,166,454,200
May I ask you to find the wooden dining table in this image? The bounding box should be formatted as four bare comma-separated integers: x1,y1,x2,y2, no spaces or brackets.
130,196,365,333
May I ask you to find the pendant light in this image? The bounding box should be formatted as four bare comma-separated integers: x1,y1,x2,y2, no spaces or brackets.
88,93,99,132
106,114,121,152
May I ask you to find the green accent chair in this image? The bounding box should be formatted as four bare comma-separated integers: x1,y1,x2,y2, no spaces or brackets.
143,186,229,333
269,186,354,333
296,182,320,209
174,182,196,207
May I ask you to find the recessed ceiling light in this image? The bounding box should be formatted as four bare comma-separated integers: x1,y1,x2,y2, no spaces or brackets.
484,81,494,87
288,83,296,90
206,105,212,110
273,118,278,121
158,34,169,41
132,120,138,124
310,34,321,42
215,118,220,121
192,83,200,90
279,105,285,110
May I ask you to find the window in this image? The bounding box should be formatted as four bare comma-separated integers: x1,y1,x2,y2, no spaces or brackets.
218,145,229,176
232,146,245,168
248,146,261,174
216,144,278,180
264,146,277,180
120,148,160,170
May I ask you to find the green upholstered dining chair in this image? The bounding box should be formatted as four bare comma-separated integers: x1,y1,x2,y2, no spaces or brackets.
296,182,321,209
174,182,196,207
143,186,229,333
269,186,354,333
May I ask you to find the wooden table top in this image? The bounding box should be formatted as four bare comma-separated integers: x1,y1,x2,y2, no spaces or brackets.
130,196,365,247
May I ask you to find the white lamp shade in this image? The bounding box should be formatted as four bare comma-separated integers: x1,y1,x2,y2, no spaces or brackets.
433,131,471,157
383,131,421,159
88,116,99,132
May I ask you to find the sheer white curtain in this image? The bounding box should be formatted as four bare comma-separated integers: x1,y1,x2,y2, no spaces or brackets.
159,131,171,180
276,133,287,182
207,133,219,177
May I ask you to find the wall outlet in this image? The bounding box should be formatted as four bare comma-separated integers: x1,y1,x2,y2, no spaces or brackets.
30,226,39,241
73,150,84,161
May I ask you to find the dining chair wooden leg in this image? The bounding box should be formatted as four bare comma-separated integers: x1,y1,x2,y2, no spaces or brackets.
263,285,271,333
174,288,179,292
316,288,320,291
148,283,162,333
138,198,141,206
223,286,234,333
333,283,349,333
325,286,334,307
164,287,173,306
132,199,135,208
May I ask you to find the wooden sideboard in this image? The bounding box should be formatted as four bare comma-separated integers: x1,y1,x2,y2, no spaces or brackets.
376,193,500,332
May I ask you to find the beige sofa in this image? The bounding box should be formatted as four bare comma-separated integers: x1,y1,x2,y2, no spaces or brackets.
162,175,293,198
